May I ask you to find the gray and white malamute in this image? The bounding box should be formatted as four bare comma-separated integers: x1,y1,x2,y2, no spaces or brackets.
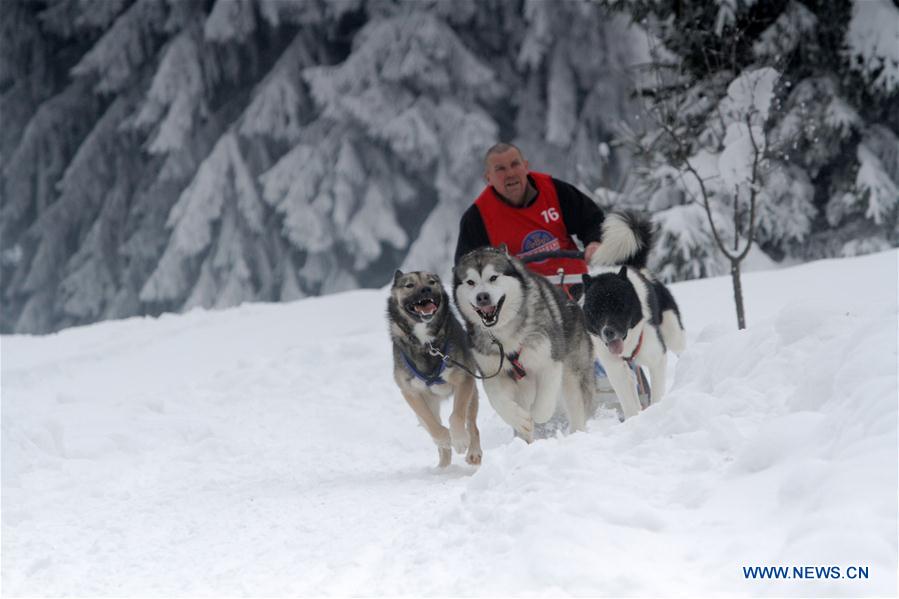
388,271,482,467
453,247,595,441
582,212,686,419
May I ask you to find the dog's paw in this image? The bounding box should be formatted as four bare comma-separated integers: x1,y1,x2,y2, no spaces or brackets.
466,446,482,465
432,426,452,450
507,407,534,441
449,421,470,454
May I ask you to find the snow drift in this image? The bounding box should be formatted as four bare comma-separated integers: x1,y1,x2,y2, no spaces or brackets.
2,250,896,596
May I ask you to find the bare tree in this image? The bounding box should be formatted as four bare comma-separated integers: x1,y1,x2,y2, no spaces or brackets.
626,31,778,330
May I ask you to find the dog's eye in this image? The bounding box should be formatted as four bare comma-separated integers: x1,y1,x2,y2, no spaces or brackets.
428,280,437,285
405,283,414,289
489,275,498,282
466,280,475,286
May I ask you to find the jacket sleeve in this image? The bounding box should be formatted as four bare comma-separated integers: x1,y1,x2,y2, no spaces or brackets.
553,177,605,246
454,205,490,264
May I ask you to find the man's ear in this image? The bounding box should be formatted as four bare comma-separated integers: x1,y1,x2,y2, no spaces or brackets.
393,269,403,286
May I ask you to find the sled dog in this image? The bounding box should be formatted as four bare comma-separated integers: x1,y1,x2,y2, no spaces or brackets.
453,246,595,441
388,270,482,467
581,211,686,419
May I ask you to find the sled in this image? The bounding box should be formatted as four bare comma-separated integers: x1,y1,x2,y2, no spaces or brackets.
520,249,653,415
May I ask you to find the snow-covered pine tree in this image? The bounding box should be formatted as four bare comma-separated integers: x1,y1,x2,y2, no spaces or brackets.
513,1,649,194
826,0,899,256
1,0,108,333
138,1,298,309
11,0,173,333
235,30,333,301
607,0,898,283
297,8,503,283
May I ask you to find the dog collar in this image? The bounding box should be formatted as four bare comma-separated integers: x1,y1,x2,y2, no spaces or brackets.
402,340,451,387
624,331,644,364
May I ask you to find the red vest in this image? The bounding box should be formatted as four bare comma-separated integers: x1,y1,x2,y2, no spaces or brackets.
474,172,587,281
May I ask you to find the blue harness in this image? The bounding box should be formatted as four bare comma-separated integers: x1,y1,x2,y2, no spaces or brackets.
402,340,451,387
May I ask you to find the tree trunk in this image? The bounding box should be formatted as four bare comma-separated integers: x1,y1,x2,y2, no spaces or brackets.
731,259,746,330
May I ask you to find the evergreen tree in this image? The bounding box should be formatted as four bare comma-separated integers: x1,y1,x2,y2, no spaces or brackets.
607,0,898,283
299,9,503,282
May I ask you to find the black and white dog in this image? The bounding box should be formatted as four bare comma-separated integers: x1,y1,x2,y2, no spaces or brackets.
581,212,686,419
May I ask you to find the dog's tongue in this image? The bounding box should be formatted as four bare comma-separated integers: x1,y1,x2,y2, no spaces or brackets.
480,305,496,316
608,339,624,355
416,301,437,315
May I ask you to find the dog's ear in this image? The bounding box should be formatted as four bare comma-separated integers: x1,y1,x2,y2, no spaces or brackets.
568,283,584,302
393,269,403,286
581,273,592,288
497,243,509,256
618,266,629,279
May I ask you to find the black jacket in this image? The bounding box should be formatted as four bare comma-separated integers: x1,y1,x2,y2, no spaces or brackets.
454,176,605,263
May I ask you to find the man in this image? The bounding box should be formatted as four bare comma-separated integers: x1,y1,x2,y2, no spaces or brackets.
454,142,604,285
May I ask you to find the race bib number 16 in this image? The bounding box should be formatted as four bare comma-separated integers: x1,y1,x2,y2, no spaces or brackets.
541,208,560,223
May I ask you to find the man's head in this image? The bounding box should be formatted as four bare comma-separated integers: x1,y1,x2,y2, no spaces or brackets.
484,143,532,206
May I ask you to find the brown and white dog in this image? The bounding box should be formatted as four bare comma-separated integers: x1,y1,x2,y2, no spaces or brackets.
388,271,482,467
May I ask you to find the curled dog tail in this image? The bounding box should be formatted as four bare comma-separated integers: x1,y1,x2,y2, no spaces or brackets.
590,210,654,269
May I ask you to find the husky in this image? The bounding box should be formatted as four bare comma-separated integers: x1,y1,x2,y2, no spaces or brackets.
453,246,595,442
388,271,482,467
581,211,686,419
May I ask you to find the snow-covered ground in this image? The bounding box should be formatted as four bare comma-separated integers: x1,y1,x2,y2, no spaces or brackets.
2,251,897,597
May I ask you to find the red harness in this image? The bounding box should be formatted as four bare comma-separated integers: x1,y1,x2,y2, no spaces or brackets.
507,348,527,380
624,331,645,364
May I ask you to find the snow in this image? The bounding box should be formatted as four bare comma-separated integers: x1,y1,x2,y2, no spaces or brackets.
204,0,256,43
546,46,577,146
845,0,899,95
2,250,897,596
238,34,314,142
721,67,780,126
134,29,206,155
69,0,167,94
718,67,779,190
856,142,899,226
752,0,817,62
140,132,263,304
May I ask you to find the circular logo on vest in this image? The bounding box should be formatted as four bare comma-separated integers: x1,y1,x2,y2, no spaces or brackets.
518,230,561,262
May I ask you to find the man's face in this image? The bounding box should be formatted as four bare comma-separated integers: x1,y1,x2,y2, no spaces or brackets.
485,148,530,206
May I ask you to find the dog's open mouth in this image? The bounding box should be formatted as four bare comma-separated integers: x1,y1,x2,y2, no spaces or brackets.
606,339,624,355
473,296,505,327
405,297,440,320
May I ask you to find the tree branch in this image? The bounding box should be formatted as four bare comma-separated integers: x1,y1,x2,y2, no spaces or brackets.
655,114,739,262
736,111,762,262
